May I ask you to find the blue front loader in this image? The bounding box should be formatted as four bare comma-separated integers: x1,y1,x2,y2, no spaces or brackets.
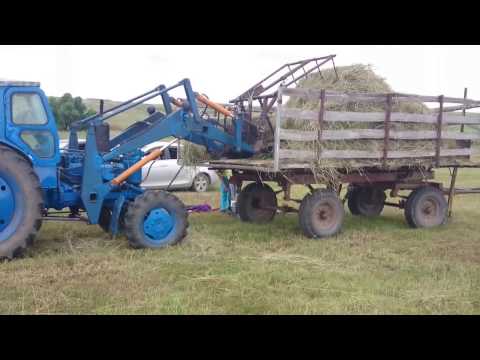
0,78,255,259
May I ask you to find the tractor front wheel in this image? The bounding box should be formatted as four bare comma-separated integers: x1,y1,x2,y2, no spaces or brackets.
124,190,188,249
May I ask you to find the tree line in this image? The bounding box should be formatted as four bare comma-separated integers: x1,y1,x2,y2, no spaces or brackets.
48,93,96,130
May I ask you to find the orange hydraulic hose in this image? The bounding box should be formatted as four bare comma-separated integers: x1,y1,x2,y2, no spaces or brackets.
110,139,178,186
171,97,184,107
170,95,233,117
195,94,233,117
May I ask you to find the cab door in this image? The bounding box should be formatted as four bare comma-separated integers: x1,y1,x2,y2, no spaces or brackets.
4,87,60,188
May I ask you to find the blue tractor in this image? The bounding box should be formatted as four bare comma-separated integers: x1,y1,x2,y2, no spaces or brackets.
0,79,256,259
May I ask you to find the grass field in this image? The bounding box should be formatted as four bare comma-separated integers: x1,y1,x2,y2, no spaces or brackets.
1,167,479,314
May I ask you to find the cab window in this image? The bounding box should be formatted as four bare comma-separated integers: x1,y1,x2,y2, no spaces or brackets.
12,93,48,125
169,147,178,160
20,131,55,158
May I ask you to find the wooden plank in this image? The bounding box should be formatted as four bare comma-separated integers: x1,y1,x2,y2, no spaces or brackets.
443,112,480,124
436,104,480,113
279,128,480,141
282,88,388,102
281,108,438,124
278,147,474,160
281,107,480,125
282,87,480,105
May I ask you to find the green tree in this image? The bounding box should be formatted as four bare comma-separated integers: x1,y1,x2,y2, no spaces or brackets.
48,93,96,130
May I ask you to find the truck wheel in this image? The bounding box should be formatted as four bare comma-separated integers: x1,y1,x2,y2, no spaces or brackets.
124,190,188,249
404,186,447,228
238,182,277,223
347,186,386,217
192,173,210,192
0,146,43,259
299,189,344,238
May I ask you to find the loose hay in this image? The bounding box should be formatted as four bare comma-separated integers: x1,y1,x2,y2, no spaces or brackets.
273,64,470,183
181,64,476,184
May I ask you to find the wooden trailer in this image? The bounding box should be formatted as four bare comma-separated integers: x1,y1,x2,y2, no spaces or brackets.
206,86,480,238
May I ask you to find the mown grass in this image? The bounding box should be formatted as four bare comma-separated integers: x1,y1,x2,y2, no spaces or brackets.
1,168,479,314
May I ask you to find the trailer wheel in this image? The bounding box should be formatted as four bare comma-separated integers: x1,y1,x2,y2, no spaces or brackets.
0,145,43,259
124,190,188,249
238,182,277,223
299,189,344,238
347,186,386,217
404,186,447,228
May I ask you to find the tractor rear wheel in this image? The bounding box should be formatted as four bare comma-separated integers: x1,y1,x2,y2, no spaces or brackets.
0,145,43,259
124,190,188,249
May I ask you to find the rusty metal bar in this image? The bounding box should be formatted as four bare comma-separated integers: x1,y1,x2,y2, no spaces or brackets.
436,95,444,167
281,58,332,90
383,94,393,168
231,55,336,103
445,188,480,194
383,201,403,208
447,167,458,217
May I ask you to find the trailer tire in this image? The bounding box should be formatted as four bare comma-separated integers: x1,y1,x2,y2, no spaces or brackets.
124,190,188,249
404,186,447,228
0,145,43,259
347,186,386,217
238,182,277,223
299,189,344,239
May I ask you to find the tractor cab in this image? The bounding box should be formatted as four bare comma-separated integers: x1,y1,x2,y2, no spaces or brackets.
0,81,60,188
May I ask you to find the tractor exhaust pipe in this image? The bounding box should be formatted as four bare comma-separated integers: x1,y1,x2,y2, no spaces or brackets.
110,138,178,186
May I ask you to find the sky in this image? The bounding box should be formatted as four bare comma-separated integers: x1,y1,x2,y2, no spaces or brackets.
0,45,479,104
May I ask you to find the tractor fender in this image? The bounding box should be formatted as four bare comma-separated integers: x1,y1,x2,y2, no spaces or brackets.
0,140,34,165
